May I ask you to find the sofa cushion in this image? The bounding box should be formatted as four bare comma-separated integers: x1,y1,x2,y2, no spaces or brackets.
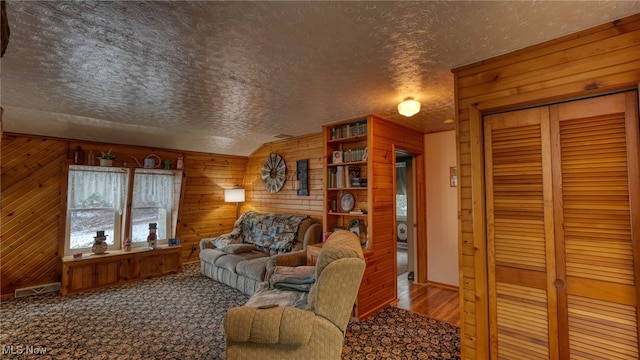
199,248,226,264
215,252,266,272
223,244,255,254
236,257,270,282
215,254,246,272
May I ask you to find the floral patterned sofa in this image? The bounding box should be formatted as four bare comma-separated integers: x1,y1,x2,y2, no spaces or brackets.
199,211,321,295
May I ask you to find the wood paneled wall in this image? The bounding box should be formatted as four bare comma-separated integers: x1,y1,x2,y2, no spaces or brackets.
243,133,324,223
451,14,640,359
1,136,67,297
1,133,246,297
357,116,425,319
179,152,247,261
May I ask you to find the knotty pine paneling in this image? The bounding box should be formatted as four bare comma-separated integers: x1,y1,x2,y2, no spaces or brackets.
355,115,425,320
179,153,247,263
1,136,67,296
451,13,640,359
1,133,246,297
244,133,324,224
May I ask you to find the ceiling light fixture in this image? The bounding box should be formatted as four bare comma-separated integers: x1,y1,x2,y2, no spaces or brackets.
397,97,421,117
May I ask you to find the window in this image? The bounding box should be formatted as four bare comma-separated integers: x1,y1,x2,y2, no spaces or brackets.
64,165,182,255
65,166,129,254
396,161,407,217
130,169,182,247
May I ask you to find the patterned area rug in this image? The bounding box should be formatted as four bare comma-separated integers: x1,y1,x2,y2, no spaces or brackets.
0,264,460,359
343,306,460,359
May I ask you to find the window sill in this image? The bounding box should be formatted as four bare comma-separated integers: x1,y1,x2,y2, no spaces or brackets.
62,244,179,262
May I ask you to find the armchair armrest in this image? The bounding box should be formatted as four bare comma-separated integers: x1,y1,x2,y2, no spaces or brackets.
302,223,322,248
224,306,315,345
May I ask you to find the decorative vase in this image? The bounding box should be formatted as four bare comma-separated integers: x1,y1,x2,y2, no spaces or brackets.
87,150,95,165
92,231,108,255
99,159,113,167
73,146,85,165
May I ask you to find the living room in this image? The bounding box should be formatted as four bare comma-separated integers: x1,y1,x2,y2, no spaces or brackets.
2,2,640,359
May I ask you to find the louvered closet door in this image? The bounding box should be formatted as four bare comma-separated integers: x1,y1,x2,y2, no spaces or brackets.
485,91,640,360
551,91,639,360
485,107,558,360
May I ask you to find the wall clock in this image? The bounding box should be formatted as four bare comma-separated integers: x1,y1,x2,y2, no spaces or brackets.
261,153,287,193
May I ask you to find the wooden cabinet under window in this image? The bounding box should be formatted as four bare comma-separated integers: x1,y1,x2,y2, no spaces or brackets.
62,245,182,296
484,91,640,359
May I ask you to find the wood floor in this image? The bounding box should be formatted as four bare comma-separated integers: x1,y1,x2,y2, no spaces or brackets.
396,270,460,326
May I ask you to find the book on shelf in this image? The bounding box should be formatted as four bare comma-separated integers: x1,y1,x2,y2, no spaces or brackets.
348,166,360,187
336,166,345,188
329,120,367,140
329,165,366,188
333,147,367,164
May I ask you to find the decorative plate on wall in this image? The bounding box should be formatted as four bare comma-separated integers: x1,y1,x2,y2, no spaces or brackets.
261,153,287,193
340,192,355,212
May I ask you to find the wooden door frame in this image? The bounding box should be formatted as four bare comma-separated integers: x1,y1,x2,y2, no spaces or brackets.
467,87,640,359
392,144,426,283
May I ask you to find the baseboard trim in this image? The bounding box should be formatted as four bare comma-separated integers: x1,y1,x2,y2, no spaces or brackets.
425,281,459,292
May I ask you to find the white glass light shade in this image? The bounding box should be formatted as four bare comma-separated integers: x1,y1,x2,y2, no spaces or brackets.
224,188,245,203
397,97,421,117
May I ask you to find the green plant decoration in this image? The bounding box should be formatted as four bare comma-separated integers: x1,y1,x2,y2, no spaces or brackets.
100,149,116,160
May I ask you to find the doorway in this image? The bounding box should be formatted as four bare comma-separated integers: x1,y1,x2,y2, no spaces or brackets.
396,153,415,280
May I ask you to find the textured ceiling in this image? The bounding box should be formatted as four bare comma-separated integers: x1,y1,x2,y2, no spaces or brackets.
2,1,639,156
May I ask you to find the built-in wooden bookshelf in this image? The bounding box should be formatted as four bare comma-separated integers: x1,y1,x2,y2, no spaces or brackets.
323,117,371,250
323,114,425,321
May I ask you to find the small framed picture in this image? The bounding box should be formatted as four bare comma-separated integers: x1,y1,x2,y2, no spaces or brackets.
450,166,458,187
332,151,342,164
168,238,180,247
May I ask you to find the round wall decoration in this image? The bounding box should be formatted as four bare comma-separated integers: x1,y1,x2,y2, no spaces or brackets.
340,192,355,212
261,153,287,193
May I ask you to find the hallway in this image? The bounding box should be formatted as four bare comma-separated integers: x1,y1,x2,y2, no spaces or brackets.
396,244,459,326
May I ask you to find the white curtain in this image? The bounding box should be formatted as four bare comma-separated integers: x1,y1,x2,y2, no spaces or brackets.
68,166,128,212
133,170,174,209
66,165,129,251
132,169,182,240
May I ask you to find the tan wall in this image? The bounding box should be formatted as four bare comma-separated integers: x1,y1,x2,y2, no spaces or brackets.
0,133,246,297
425,130,458,287
452,14,640,359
